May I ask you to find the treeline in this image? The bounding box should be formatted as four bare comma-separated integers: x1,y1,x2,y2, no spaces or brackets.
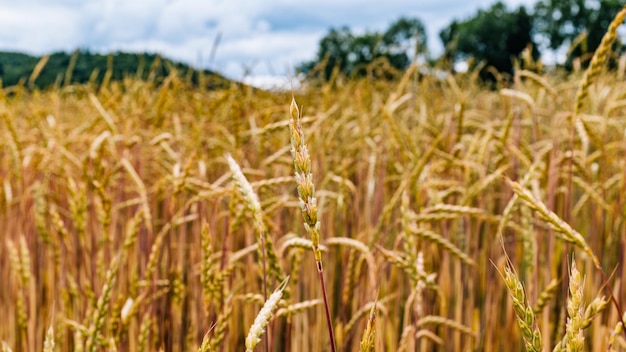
300,0,626,80
0,51,231,90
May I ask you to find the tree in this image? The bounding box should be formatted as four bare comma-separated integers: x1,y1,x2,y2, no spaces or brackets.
382,17,427,67
0,51,230,90
533,0,624,64
300,27,353,79
439,2,539,78
299,17,427,79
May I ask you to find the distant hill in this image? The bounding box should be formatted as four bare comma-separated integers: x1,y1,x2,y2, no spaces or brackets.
0,50,233,90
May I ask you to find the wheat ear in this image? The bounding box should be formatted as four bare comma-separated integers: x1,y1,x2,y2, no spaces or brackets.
43,324,55,352
359,302,377,352
503,265,542,352
563,260,585,352
289,97,337,352
245,278,289,352
574,5,626,117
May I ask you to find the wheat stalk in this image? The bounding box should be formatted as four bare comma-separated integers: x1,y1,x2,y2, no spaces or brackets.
85,210,142,352
289,97,337,351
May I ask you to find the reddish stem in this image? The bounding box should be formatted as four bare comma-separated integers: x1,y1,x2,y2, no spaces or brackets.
317,260,337,352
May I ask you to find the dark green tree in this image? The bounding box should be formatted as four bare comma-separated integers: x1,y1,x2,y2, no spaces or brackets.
299,17,427,79
299,27,353,79
439,2,539,78
381,17,427,67
0,50,230,90
533,0,624,64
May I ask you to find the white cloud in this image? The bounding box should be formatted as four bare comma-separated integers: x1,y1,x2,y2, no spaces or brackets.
83,0,165,44
0,3,82,53
243,74,300,90
210,35,315,77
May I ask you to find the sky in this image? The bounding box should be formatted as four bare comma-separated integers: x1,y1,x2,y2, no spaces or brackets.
0,0,537,88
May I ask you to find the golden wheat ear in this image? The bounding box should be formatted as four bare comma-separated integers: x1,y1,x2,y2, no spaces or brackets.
501,264,543,352
289,96,337,351
358,299,377,352
575,6,626,118
245,277,289,352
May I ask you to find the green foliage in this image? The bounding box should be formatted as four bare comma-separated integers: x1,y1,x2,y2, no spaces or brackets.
299,17,426,79
0,52,39,85
533,0,625,64
0,50,230,90
439,2,538,78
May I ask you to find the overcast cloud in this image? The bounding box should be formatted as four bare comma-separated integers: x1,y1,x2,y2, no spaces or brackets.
0,0,537,87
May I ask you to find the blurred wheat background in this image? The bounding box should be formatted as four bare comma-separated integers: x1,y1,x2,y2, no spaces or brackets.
2,12,626,351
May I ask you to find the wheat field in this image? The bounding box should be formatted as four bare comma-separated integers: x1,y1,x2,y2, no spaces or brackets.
2,14,626,351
